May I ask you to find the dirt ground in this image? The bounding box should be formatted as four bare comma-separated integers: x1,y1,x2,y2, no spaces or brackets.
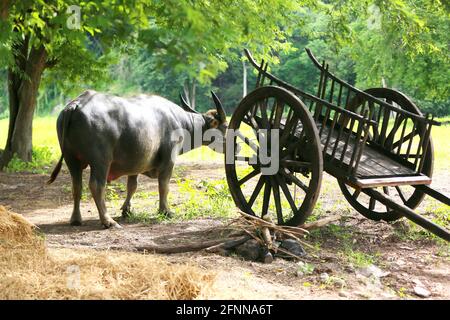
0,161,449,300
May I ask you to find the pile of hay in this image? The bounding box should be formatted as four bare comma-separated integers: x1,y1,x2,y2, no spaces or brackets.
0,206,214,299
0,205,39,245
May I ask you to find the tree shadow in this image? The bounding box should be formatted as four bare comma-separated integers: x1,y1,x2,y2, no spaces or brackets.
36,216,234,250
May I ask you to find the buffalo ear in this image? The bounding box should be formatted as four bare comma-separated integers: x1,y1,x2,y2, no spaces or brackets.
179,93,199,114
211,91,226,123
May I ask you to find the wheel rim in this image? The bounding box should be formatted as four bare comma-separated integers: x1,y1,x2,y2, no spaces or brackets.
339,88,434,221
225,86,323,226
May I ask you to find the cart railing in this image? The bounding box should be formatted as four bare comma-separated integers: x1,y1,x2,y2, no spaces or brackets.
305,49,439,126
244,48,439,178
244,49,374,179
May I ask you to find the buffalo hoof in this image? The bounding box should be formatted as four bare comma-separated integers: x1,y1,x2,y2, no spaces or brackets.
103,220,123,229
159,210,174,219
70,219,82,226
121,210,131,219
121,204,131,218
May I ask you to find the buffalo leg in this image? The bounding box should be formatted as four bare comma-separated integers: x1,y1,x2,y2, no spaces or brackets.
89,166,121,228
121,175,138,218
158,164,174,218
66,156,83,226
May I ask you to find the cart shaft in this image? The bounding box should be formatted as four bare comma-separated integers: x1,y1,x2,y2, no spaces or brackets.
363,188,450,242
413,184,450,206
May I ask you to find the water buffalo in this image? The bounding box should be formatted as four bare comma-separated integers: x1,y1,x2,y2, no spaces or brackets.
48,90,227,228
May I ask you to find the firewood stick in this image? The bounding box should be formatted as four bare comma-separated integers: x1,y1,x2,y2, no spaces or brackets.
300,215,341,230
275,246,303,260
135,236,248,254
205,235,252,252
238,210,308,234
261,226,272,249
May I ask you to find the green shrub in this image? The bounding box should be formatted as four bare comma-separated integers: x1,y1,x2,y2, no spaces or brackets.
175,178,236,220
5,146,54,174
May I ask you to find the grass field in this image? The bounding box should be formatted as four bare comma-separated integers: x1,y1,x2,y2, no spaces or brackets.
0,115,449,169
0,116,225,165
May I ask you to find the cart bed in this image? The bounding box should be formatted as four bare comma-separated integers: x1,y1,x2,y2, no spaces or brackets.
283,119,432,188
317,124,432,188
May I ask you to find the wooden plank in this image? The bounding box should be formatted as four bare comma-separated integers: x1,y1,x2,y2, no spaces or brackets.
355,175,432,188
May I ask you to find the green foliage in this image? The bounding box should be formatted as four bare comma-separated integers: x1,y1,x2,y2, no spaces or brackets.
394,203,450,244
126,210,164,224
105,182,127,201
123,178,237,224
296,261,315,275
1,1,448,117
271,4,449,116
175,178,236,220
309,223,379,267
138,0,302,83
346,1,450,115
5,146,53,174
345,249,376,268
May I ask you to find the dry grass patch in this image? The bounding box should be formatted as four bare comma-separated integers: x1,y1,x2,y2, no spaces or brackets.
0,205,214,299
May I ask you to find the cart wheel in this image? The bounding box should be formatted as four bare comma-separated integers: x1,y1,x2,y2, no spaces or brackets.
225,86,323,226
339,88,434,221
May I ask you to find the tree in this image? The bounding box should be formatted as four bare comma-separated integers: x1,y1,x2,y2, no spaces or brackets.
272,1,449,116
328,0,449,115
0,0,303,169
0,0,151,168
348,0,449,115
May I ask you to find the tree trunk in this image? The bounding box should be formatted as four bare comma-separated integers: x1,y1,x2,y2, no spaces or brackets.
0,43,47,169
0,0,11,20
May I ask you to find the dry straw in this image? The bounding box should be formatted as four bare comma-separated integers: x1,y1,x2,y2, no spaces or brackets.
0,205,214,299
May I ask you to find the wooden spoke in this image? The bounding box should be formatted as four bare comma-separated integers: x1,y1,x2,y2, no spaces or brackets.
268,99,276,124
243,114,259,132
238,168,260,186
369,198,376,211
248,176,265,207
259,100,270,130
392,131,417,150
236,131,259,153
279,114,299,147
272,99,284,129
383,187,390,211
280,107,294,135
353,188,361,199
280,169,309,193
385,115,405,150
275,174,297,214
261,180,271,218
395,186,408,204
270,177,284,224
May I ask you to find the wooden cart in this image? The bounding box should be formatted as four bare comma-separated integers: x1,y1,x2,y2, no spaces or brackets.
225,49,450,241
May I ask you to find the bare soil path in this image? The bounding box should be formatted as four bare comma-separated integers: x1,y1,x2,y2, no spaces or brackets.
0,162,448,299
